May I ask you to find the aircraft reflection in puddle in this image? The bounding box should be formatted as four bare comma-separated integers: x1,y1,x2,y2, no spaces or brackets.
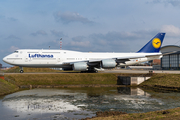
2,89,87,113
2,87,164,116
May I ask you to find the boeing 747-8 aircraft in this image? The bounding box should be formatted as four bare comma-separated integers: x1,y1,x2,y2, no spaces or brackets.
3,33,165,73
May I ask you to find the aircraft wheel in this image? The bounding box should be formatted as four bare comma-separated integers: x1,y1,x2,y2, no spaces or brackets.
94,70,98,73
20,70,24,73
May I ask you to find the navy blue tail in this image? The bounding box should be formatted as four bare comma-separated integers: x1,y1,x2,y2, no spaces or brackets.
137,33,165,53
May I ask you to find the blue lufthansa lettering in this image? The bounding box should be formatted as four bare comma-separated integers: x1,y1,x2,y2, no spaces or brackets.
28,54,53,58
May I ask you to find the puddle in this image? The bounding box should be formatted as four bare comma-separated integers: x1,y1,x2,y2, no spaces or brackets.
0,87,180,120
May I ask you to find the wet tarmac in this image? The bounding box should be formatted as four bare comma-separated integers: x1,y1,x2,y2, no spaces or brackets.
1,87,180,120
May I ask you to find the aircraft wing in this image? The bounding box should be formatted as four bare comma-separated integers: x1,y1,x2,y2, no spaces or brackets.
145,54,162,57
62,52,166,66
88,55,147,63
64,54,162,65
89,53,165,63
89,59,103,62
62,60,89,65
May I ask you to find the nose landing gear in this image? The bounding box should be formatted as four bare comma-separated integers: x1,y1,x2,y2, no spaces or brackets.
19,67,24,73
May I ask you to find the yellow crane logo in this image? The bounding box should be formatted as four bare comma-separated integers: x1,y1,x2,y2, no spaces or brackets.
152,38,161,48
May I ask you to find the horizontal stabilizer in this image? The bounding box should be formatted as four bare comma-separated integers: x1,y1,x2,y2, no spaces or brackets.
162,51,177,55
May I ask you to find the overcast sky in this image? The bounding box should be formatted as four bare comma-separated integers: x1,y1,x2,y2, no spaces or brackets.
1,0,180,66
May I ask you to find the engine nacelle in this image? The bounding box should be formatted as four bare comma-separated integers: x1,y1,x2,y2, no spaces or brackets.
73,62,88,71
102,59,116,68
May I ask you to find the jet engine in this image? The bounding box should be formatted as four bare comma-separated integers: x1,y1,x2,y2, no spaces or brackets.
102,59,117,68
73,62,88,71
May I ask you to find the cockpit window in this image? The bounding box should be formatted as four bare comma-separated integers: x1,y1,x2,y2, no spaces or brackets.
14,51,18,53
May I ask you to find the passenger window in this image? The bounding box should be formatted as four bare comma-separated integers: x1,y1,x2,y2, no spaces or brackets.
14,51,18,53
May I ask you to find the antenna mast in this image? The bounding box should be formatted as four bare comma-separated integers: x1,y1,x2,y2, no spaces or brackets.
60,38,62,50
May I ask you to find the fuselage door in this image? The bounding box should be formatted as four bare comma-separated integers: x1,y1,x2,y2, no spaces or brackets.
24,51,29,62
25,53,29,62
57,58,60,62
25,57,28,62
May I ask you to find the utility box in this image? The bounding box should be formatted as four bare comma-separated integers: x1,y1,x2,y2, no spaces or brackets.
117,76,150,85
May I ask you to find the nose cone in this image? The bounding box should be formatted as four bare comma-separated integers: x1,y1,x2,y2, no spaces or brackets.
3,56,8,63
3,55,13,65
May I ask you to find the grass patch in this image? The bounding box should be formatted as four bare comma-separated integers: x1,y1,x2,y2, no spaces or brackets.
91,108,180,120
5,73,118,86
23,67,59,73
4,66,21,73
140,73,180,88
0,78,19,96
4,72,153,87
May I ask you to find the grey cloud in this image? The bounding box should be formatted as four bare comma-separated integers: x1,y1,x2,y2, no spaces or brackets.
89,31,143,46
149,0,180,7
88,32,135,52
51,30,67,37
0,35,22,63
54,11,94,24
0,15,5,19
72,36,85,42
38,40,60,49
5,35,21,41
62,36,90,51
150,0,161,4
70,36,90,47
64,31,150,52
0,15,17,21
31,30,47,36
9,46,19,52
36,30,159,52
37,37,70,49
8,17,18,22
87,30,158,52
167,0,180,7
3,35,22,46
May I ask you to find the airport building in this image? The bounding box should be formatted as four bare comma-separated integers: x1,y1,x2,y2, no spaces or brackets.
160,45,180,70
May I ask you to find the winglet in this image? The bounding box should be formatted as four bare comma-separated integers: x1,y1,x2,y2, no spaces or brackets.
137,33,165,53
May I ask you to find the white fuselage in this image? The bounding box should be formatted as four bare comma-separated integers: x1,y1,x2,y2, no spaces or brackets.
3,49,162,68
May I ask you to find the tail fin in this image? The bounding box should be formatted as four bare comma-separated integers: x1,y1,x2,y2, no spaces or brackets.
137,33,165,53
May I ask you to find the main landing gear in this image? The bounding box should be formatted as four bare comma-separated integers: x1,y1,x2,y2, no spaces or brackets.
19,67,24,73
